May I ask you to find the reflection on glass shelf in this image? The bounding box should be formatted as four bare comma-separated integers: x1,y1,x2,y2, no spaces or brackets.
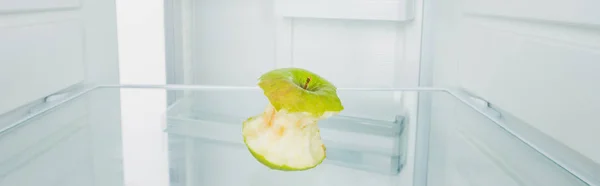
0,86,596,186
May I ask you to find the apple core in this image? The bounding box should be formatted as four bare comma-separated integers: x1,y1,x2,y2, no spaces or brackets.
242,68,344,171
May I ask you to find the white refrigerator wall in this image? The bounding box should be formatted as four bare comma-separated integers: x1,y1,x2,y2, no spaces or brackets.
167,0,421,89
424,0,600,171
0,0,120,115
0,1,124,186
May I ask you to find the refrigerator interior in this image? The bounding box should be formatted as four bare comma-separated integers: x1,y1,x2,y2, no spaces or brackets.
0,0,599,185
164,0,600,185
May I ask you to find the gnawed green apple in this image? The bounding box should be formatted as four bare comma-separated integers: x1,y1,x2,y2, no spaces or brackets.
242,68,343,171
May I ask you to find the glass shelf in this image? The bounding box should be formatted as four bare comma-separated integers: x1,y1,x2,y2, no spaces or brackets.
0,85,597,186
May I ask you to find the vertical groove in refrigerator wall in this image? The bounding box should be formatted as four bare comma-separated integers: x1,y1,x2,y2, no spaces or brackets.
164,0,178,104
164,0,195,103
413,0,431,185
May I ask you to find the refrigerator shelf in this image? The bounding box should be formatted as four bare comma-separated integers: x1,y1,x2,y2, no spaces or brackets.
0,85,597,186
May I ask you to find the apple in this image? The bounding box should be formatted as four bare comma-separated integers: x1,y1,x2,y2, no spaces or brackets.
242,68,344,171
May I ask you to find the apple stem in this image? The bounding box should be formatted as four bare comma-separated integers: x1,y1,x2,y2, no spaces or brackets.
303,77,311,90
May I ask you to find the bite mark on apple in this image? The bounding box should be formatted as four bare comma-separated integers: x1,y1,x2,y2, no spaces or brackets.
264,105,276,127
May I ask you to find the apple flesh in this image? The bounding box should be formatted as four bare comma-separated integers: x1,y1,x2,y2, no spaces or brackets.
242,104,325,170
242,68,343,171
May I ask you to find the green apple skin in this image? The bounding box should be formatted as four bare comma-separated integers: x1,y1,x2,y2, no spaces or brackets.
245,147,326,171
258,68,344,118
